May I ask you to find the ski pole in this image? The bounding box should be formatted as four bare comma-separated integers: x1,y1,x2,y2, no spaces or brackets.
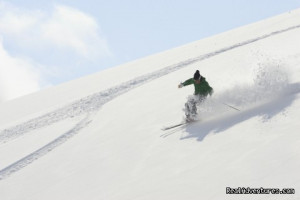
211,99,241,111
221,102,240,111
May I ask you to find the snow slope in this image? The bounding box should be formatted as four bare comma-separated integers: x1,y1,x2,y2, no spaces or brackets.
1,9,300,200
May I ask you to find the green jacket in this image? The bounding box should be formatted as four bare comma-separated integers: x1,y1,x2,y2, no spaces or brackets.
183,77,213,96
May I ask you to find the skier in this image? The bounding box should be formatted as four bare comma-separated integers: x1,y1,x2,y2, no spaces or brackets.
178,70,213,121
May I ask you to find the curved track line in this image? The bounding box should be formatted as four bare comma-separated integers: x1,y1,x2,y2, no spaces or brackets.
0,115,92,180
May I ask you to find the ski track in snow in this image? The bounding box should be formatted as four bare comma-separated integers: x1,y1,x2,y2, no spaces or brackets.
0,24,299,180
0,116,92,180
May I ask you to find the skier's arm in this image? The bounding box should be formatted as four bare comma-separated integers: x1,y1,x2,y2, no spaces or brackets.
178,78,193,88
182,78,194,86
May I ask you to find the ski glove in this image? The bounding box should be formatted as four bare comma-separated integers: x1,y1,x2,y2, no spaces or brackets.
178,83,184,88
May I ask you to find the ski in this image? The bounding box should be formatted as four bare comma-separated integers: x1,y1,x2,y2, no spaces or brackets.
161,119,199,131
161,122,187,131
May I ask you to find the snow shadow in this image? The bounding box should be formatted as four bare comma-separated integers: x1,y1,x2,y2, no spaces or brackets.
181,82,300,141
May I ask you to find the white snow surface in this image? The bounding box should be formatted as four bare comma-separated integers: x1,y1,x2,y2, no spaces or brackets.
1,9,300,200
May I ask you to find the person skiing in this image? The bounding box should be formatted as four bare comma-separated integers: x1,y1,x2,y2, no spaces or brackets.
178,70,213,121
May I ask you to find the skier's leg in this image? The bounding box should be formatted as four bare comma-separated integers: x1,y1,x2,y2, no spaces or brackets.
185,96,197,120
184,102,190,117
185,101,192,117
190,100,197,115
